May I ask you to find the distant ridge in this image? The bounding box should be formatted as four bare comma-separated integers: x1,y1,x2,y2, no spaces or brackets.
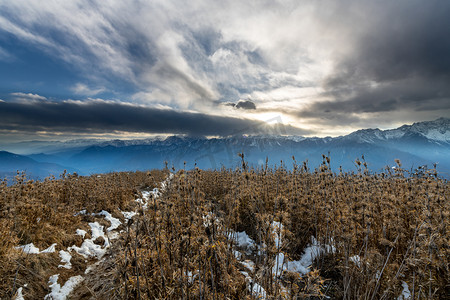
0,151,78,181
1,118,449,179
346,117,450,143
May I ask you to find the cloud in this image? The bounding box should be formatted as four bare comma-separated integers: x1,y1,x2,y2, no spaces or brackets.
0,1,222,108
0,46,14,62
71,83,105,96
321,1,450,116
0,1,330,109
0,99,311,136
0,0,449,136
225,100,256,110
10,92,47,102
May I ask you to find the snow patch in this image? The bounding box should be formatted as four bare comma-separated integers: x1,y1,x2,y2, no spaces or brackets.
69,222,109,259
203,212,219,228
149,187,161,198
41,243,57,253
186,270,198,284
241,271,266,299
76,229,87,238
274,236,335,277
135,176,170,209
16,243,57,254
89,222,105,240
16,243,40,254
85,264,96,274
272,221,286,277
230,231,255,250
44,274,84,300
14,287,24,300
350,255,361,267
397,281,411,300
273,252,286,277
272,221,283,249
251,282,267,299
96,210,121,231
58,250,72,269
108,231,120,240
160,173,174,191
74,209,87,216
241,260,255,272
233,250,242,259
121,210,137,221
136,191,152,209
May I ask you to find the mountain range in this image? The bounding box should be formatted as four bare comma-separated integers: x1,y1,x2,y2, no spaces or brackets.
1,118,449,181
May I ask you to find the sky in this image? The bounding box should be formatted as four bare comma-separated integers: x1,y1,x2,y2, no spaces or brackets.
0,0,449,143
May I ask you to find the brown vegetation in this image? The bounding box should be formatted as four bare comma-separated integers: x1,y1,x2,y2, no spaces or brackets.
0,170,166,299
0,157,448,299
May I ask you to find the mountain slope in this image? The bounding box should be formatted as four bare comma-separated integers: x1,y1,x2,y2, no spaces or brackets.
0,151,78,181
1,118,448,178
344,117,450,143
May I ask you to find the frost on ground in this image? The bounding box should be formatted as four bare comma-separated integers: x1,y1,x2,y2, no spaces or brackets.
44,274,84,300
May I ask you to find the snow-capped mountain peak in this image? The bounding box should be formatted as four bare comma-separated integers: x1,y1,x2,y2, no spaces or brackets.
346,118,450,143
387,117,450,142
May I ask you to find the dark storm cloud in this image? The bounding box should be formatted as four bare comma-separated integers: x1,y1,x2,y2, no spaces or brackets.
326,1,450,83
224,100,257,110
308,78,450,115
0,99,309,136
318,0,450,122
1,0,448,136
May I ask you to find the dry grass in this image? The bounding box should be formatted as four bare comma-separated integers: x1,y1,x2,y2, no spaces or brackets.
0,170,166,299
0,158,448,299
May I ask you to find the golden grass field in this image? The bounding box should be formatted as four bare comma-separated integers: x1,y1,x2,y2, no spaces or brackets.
1,156,448,299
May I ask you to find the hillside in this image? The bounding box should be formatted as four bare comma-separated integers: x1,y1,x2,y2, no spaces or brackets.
1,161,448,299
0,151,77,181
